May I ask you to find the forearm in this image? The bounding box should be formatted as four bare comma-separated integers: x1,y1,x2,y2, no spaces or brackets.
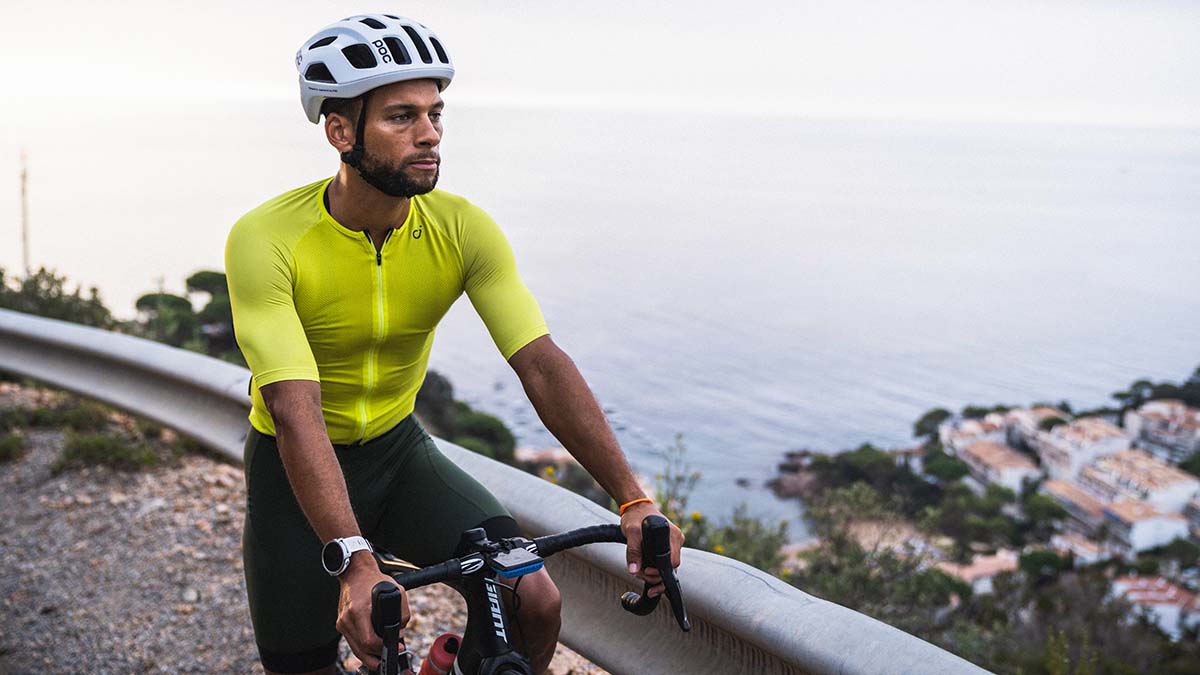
275,408,361,543
262,380,369,572
514,340,646,504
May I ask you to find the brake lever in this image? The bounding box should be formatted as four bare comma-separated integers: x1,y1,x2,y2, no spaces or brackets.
619,514,691,632
371,582,411,675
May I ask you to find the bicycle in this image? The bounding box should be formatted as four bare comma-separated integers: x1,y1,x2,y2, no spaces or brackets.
358,514,690,675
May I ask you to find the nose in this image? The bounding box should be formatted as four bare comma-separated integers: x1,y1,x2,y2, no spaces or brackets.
414,113,441,148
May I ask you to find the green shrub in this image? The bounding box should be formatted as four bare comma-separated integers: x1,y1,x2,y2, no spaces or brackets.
0,408,30,431
453,436,495,459
60,402,110,431
52,432,156,474
454,411,516,464
0,433,25,462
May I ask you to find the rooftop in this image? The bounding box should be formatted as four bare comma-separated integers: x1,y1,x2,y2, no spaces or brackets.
1042,479,1107,518
1114,576,1198,609
1087,449,1200,493
1135,399,1200,431
1104,500,1187,525
937,549,1019,584
1054,417,1128,444
963,441,1038,472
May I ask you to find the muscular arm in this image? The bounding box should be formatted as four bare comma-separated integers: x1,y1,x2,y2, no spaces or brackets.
260,380,403,669
260,380,364,552
509,336,683,584
508,336,645,505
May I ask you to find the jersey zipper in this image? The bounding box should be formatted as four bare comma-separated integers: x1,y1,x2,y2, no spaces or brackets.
357,230,392,442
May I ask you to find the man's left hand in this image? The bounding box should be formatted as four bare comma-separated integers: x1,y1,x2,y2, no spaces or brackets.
620,501,684,597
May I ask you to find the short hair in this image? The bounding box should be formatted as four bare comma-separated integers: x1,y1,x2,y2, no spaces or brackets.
320,96,364,123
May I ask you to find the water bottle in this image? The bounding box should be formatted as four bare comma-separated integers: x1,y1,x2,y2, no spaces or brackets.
418,633,460,675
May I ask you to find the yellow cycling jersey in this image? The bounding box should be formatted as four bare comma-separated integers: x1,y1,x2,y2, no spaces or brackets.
226,177,549,443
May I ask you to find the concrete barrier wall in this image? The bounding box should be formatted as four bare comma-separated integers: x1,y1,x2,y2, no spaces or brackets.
0,308,992,675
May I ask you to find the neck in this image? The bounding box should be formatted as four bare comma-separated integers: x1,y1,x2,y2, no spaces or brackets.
327,166,412,246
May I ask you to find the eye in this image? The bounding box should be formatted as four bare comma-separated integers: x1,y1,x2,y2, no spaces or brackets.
430,112,443,122
389,113,412,121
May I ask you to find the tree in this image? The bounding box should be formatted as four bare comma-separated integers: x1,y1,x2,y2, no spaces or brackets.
795,483,969,638
924,445,970,483
0,267,113,328
135,292,199,348
914,407,952,441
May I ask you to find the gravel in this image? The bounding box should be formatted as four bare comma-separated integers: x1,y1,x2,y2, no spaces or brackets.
0,384,606,674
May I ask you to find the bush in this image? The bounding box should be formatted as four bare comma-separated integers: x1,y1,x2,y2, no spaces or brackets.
454,411,515,464
0,433,25,462
60,402,111,432
699,504,788,574
52,432,157,474
0,267,113,328
923,446,970,483
453,435,494,459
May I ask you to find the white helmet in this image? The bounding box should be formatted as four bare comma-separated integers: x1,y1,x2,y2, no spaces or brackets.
296,14,454,124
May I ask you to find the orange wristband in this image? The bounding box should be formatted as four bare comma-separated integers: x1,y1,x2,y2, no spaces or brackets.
619,497,653,516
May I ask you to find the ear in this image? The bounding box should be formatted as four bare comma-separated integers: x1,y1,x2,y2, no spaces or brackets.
325,112,356,154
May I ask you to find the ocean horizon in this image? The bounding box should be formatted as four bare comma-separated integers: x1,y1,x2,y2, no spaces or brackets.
2,100,1198,539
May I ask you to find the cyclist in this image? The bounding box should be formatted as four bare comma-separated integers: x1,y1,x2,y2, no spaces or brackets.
226,14,684,675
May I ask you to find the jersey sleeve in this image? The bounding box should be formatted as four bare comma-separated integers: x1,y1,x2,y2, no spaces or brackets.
459,205,550,360
225,217,321,388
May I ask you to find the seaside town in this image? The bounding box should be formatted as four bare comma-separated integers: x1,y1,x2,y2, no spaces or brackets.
910,399,1200,640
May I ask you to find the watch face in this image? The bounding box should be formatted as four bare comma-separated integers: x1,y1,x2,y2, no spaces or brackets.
322,540,345,574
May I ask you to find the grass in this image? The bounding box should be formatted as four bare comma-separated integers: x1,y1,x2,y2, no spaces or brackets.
0,433,24,462
52,431,157,474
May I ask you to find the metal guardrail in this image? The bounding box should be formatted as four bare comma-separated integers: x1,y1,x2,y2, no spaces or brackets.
0,308,992,675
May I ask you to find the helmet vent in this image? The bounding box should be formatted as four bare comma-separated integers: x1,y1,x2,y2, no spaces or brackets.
360,17,387,29
429,37,449,64
308,36,336,50
304,63,337,84
384,14,400,20
402,26,434,64
342,44,377,69
383,37,412,65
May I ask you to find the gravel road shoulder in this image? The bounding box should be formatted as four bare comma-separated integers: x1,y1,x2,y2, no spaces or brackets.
0,384,605,674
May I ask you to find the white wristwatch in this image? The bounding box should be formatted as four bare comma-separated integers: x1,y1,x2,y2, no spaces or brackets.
321,535,374,576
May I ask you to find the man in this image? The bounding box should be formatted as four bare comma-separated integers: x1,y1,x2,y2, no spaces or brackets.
226,14,683,675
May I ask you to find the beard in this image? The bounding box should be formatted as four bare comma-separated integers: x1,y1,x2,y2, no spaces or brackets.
350,148,440,198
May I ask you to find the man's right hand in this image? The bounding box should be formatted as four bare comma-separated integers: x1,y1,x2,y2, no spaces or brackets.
336,552,409,672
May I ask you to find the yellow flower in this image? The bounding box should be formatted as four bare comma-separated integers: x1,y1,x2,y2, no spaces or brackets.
713,544,726,555
690,511,703,522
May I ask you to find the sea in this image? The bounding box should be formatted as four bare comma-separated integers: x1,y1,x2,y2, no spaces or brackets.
2,98,1198,541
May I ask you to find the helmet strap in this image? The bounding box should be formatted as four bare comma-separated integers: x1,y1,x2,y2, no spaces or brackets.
339,91,372,169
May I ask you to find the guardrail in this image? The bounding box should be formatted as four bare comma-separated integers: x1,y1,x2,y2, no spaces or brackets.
0,308,991,675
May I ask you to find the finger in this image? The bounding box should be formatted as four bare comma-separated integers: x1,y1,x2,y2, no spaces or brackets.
647,582,666,598
625,530,643,575
641,566,662,583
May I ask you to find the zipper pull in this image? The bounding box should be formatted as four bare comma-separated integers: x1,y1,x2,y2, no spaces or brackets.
376,250,382,266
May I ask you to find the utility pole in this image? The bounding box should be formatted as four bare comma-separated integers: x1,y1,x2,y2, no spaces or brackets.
20,149,30,275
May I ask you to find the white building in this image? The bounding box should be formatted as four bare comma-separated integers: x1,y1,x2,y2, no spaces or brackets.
1124,399,1200,463
1050,532,1107,566
1112,576,1200,641
1103,500,1189,557
1031,417,1131,479
1077,449,1200,514
1005,406,1070,448
939,414,1007,456
1041,478,1108,536
960,441,1040,494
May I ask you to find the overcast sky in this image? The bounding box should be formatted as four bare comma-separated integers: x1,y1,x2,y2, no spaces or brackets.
5,0,1199,125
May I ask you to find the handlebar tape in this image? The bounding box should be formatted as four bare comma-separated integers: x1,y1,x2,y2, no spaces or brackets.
532,524,624,557
392,558,463,590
